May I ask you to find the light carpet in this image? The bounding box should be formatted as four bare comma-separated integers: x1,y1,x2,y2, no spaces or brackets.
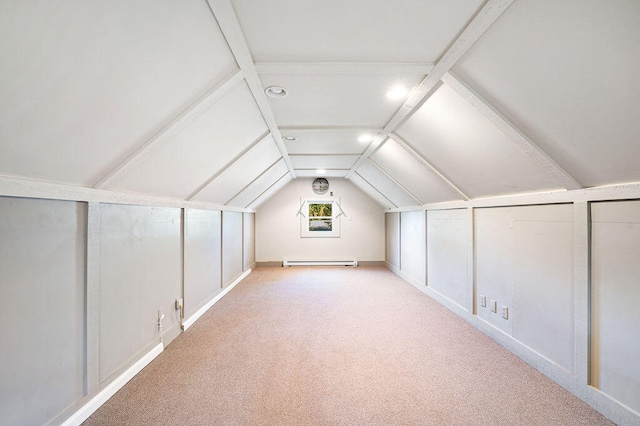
83,266,612,425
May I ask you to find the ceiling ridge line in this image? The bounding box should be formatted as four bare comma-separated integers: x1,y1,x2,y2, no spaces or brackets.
288,153,361,157
224,157,284,206
254,62,435,75
279,126,385,132
367,158,424,205
345,0,514,180
206,0,296,179
185,131,272,202
388,133,469,201
349,171,398,209
441,72,583,191
93,69,244,190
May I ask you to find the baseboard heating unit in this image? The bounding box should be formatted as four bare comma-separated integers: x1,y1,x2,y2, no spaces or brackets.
283,260,358,267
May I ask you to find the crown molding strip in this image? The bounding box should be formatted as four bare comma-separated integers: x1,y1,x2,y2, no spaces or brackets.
385,181,640,212
0,174,251,212
441,72,583,191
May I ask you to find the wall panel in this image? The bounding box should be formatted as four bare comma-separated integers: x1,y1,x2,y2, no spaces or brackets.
0,197,86,426
591,200,640,413
184,209,222,319
511,205,574,373
98,204,181,382
385,212,400,268
222,211,243,286
475,207,514,335
400,210,426,285
475,204,574,370
427,209,468,309
244,212,256,270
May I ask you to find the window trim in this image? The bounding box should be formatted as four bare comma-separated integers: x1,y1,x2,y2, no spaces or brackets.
300,198,342,238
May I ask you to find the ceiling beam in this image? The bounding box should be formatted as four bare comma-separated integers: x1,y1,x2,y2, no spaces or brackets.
351,172,398,209
206,0,296,179
225,157,284,206
368,158,424,205
246,172,292,209
389,133,470,201
441,72,583,191
185,132,272,201
346,0,514,179
279,126,384,133
255,62,434,75
93,70,244,189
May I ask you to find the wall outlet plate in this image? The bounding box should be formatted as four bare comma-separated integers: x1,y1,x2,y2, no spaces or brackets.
490,299,497,313
479,294,487,307
502,305,509,320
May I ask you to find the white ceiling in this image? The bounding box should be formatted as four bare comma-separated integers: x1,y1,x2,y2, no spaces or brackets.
1,0,639,209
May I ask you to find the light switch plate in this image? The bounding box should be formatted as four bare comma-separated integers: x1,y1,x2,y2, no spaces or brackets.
479,294,486,307
490,299,497,313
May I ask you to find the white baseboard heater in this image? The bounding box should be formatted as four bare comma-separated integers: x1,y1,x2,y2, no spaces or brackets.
283,260,358,267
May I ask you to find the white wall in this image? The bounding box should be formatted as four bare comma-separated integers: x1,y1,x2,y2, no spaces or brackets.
243,212,256,269
0,198,86,426
255,178,385,262
591,200,640,413
98,204,182,382
386,198,640,425
427,209,469,311
385,212,400,268
184,209,222,318
222,211,244,286
475,204,574,371
0,195,254,425
397,210,426,286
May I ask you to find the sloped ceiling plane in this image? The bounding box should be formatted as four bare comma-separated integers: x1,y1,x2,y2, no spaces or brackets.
1,0,639,210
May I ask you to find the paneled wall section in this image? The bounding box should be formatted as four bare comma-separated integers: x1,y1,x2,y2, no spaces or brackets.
0,198,86,426
386,201,640,425
0,196,255,425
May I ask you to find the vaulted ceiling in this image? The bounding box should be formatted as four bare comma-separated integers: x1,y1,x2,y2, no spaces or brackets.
1,0,639,209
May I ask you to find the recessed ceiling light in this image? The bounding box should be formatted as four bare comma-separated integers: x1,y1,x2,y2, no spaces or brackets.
358,134,374,143
316,169,326,175
265,86,288,98
283,136,297,142
386,86,408,100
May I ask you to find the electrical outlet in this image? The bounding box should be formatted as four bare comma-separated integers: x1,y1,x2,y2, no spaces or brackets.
502,305,509,320
490,299,497,313
479,294,486,307
175,298,183,310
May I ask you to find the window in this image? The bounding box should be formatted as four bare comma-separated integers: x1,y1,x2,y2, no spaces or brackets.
299,199,343,238
308,202,333,232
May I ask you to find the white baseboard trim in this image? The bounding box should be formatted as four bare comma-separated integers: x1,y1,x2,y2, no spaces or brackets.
61,343,163,426
182,268,251,331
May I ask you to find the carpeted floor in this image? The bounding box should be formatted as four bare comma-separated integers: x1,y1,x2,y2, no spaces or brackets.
83,267,613,425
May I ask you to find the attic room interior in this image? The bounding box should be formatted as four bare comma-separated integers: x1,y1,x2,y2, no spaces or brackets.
1,0,639,424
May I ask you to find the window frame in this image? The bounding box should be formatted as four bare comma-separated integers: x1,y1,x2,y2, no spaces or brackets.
300,198,341,238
